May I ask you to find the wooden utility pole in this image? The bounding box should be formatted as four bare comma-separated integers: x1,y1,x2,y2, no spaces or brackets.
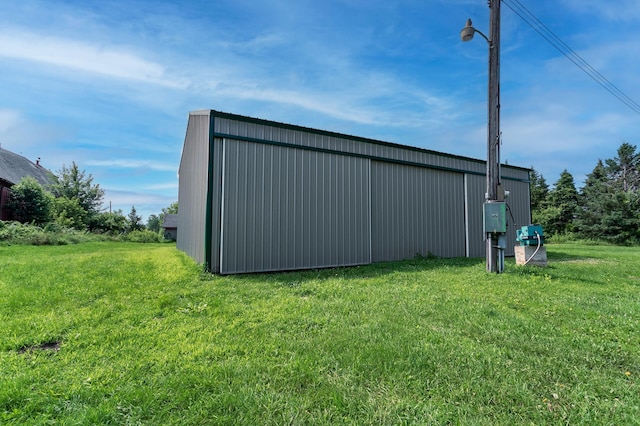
460,1,505,272
486,0,503,273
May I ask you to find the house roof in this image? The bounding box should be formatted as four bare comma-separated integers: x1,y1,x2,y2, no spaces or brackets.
162,214,178,229
0,146,52,187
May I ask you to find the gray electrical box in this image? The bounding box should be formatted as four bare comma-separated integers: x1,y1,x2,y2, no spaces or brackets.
483,202,506,233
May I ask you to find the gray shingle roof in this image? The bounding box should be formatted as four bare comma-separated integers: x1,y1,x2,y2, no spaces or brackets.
162,214,178,229
0,146,53,187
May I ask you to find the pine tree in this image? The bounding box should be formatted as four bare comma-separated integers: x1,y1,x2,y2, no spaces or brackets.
606,142,640,192
49,162,105,215
575,143,640,244
540,170,578,235
575,160,611,239
126,206,144,233
529,167,549,213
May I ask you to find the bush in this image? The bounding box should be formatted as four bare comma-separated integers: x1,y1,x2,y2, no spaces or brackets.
125,230,161,243
0,220,100,246
7,177,53,225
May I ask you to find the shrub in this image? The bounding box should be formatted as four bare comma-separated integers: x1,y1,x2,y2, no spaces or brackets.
0,221,100,246
125,230,161,243
7,177,53,225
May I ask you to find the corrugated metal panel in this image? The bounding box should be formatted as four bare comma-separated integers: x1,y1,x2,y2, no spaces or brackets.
213,115,498,178
207,137,224,273
178,110,532,272
465,174,486,258
177,113,210,264
464,174,533,258
219,138,371,274
503,179,532,254
371,161,466,261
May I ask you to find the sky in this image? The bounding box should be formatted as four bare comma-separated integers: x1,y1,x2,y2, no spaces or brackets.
1,0,639,221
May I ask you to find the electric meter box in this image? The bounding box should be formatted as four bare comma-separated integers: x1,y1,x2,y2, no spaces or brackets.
483,202,507,233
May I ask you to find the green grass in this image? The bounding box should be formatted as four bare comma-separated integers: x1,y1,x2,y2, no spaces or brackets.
1,242,639,424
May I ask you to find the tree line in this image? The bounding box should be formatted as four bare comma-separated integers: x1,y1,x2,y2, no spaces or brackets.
6,161,176,236
530,142,640,245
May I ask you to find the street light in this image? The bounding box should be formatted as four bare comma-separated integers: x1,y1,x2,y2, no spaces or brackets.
460,1,506,273
460,19,489,44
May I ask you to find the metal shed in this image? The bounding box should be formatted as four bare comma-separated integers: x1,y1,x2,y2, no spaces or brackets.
177,110,531,274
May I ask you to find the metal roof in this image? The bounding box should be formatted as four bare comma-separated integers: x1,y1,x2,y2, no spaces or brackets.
162,214,178,229
0,147,52,187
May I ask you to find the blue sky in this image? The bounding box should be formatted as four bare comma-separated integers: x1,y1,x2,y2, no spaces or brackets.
1,0,639,220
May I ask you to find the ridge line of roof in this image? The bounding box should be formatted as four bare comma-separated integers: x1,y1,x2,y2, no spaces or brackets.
193,109,531,173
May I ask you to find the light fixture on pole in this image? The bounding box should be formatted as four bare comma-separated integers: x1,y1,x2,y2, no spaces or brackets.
460,1,506,273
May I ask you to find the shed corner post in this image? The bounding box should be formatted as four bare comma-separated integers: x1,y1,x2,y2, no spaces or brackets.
203,111,216,273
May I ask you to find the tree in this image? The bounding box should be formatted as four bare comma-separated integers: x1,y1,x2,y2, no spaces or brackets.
126,206,144,233
605,142,640,192
7,177,53,225
52,197,87,230
576,146,640,244
540,170,578,235
49,162,105,215
529,167,549,224
146,214,161,233
89,210,127,235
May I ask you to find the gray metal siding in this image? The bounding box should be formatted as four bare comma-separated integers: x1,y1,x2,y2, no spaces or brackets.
219,138,371,274
178,110,532,273
465,174,486,258
213,116,490,176
503,179,532,253
208,137,225,273
371,162,466,261
177,114,210,264
464,174,533,258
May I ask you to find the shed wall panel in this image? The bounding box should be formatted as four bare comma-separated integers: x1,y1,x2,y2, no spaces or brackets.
179,111,532,273
219,138,371,274
465,174,533,258
371,162,466,261
465,174,486,258
213,116,499,177
177,114,210,264
503,179,532,252
208,137,224,273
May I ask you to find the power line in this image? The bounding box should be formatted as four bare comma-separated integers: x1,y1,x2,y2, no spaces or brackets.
501,0,640,116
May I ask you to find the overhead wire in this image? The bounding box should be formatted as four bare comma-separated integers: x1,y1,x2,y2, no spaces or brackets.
501,0,640,116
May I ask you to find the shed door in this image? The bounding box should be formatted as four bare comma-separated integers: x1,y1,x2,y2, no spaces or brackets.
219,139,371,274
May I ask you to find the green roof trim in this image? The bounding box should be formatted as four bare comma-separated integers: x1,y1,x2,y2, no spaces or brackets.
203,114,216,272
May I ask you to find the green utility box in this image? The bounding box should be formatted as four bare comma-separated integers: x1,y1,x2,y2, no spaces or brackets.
483,202,506,233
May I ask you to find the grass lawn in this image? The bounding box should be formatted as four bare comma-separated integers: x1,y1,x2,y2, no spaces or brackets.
1,242,639,424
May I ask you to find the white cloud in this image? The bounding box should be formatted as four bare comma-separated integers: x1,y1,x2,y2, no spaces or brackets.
0,109,21,132
143,182,179,191
86,159,177,172
0,29,188,89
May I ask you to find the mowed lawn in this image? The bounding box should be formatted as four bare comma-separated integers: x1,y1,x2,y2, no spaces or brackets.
1,242,639,425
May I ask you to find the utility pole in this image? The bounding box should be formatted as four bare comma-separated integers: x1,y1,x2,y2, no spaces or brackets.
486,0,503,273
460,0,505,273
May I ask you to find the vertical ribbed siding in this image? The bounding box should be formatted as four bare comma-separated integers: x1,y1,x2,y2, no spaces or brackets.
178,111,532,273
503,179,532,254
219,138,371,274
213,117,490,176
208,137,224,273
176,114,210,264
465,174,486,258
465,175,533,258
371,161,466,261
